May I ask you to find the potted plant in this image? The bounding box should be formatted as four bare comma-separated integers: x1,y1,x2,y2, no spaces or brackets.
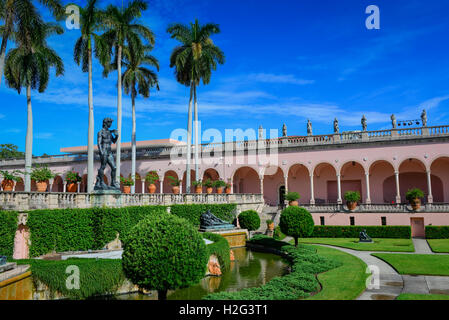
344,191,361,211
65,170,82,193
286,192,300,206
213,180,227,194
167,176,181,194
145,171,159,194
225,182,232,194
406,188,425,211
192,180,203,194
120,176,134,194
30,165,55,192
266,219,275,231
203,179,214,194
0,170,21,191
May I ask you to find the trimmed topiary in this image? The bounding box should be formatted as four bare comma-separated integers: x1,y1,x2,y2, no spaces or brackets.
121,213,208,300
279,206,314,247
238,210,261,232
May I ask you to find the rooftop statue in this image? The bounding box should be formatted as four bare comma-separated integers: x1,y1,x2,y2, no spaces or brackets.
361,115,367,132
391,114,397,129
307,120,313,136
334,118,339,134
94,117,120,191
282,123,287,137
421,109,428,127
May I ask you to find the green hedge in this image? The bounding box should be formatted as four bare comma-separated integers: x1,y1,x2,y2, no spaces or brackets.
308,226,411,239
15,258,125,300
426,226,449,239
204,235,341,300
27,206,167,257
170,204,237,226
203,232,231,272
0,210,18,257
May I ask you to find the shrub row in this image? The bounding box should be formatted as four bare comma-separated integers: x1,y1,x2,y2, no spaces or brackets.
203,232,231,272
0,210,18,257
170,204,237,226
425,226,449,239
204,235,341,300
15,258,125,300
308,226,411,239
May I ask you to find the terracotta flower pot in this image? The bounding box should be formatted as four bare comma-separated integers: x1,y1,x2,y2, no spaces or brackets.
172,186,180,194
289,200,299,207
67,183,77,193
195,187,202,194
411,198,421,211
216,187,223,194
2,180,14,191
36,182,48,192
148,183,156,194
206,187,213,194
123,186,131,194
347,202,358,211
225,187,231,194
267,223,275,231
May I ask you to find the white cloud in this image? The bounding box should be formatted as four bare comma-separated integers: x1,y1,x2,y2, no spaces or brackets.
246,73,315,85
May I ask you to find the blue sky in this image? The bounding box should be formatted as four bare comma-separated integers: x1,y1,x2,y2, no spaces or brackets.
1,0,449,155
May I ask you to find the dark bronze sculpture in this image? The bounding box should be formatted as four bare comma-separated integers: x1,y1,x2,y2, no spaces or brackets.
200,210,235,231
359,229,373,243
94,118,120,191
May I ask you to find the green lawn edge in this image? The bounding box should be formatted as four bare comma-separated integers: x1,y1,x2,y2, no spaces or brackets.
426,239,449,253
297,238,415,252
396,293,449,300
372,253,449,276
306,245,369,300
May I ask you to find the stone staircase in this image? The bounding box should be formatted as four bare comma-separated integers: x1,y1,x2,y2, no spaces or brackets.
256,205,282,234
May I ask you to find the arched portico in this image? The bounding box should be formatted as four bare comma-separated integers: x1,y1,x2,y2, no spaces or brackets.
262,166,284,206
430,157,449,202
288,164,311,205
340,161,366,204
313,162,339,204
233,166,260,194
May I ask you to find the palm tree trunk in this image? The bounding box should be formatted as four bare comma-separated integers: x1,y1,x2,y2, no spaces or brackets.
131,93,136,194
194,85,199,182
186,81,194,193
115,45,123,187
87,38,94,193
24,85,33,192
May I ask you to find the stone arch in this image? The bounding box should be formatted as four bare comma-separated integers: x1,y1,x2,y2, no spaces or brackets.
163,170,179,193
369,160,395,203
202,168,220,193
263,166,284,206
339,161,365,202
288,164,311,204
52,175,64,192
143,171,160,194
233,166,260,194
182,170,196,193
429,157,449,202
313,162,337,204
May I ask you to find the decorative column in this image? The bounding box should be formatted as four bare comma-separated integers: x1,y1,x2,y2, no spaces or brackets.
63,181,67,193
365,172,371,204
284,175,288,194
141,180,145,194
230,179,234,194
395,171,401,204
48,178,54,193
309,174,315,205
259,177,264,195
160,180,164,194
336,174,342,204
427,170,433,204
180,182,183,194
77,182,81,193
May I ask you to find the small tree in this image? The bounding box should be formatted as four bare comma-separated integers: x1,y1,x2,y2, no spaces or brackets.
122,213,208,300
279,206,314,247
238,210,261,233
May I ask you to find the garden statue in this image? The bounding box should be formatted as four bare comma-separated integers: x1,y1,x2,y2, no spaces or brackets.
258,125,263,140
307,120,313,136
359,229,373,243
333,118,339,134
361,115,367,131
391,114,397,129
421,109,428,127
282,123,287,137
94,117,120,191
200,210,235,231
0,255,6,266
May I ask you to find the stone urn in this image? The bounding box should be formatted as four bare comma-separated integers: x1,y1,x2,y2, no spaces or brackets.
36,181,48,192
195,186,202,194
411,198,421,211
67,183,77,193
289,200,299,207
1,180,14,191
347,202,358,211
147,184,156,194
225,187,231,194
206,187,213,194
267,222,275,231
172,186,180,194
123,186,131,194
216,187,223,194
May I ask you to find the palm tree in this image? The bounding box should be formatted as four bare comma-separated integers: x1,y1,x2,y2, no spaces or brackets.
73,0,109,193
100,0,154,188
121,44,159,193
4,21,64,192
167,19,225,193
0,0,63,87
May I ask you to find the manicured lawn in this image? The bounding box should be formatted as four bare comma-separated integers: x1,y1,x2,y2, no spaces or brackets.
297,238,414,252
396,293,449,300
306,245,369,300
372,253,449,276
427,239,449,253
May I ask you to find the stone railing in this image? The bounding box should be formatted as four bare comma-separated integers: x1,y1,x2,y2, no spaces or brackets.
0,192,264,212
302,203,449,213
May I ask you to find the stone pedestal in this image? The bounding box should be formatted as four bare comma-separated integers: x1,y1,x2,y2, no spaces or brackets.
201,229,248,248
90,190,122,208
